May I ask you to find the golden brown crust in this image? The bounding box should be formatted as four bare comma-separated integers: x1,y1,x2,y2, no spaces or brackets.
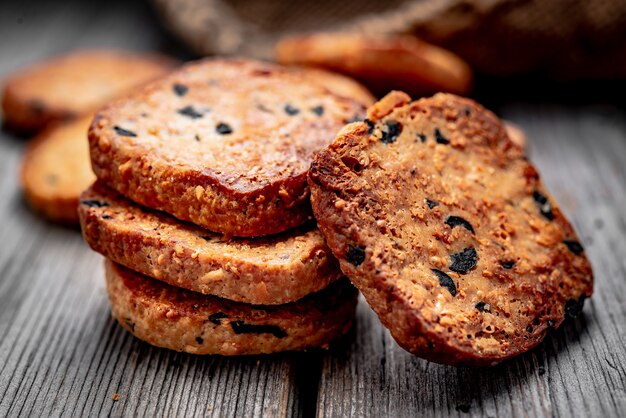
79,181,342,304
2,49,177,135
20,115,95,224
308,92,593,366
276,33,473,97
299,68,375,107
105,260,357,355
88,58,368,237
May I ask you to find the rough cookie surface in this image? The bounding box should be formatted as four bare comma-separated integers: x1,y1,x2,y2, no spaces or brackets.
308,92,593,366
80,182,342,304
89,58,368,236
105,260,357,355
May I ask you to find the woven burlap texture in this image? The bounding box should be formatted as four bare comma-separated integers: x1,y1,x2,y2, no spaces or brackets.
154,0,626,79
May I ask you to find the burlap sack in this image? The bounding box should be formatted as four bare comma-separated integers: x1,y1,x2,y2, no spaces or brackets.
153,0,626,79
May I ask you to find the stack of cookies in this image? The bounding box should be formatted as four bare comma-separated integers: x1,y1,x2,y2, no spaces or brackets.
78,59,374,355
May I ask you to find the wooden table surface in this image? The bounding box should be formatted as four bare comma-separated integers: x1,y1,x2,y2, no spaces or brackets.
1,1,625,417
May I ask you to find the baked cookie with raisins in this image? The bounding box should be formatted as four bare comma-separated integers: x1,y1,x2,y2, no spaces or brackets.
89,59,368,237
79,181,341,305
2,49,176,134
105,260,357,355
308,91,593,366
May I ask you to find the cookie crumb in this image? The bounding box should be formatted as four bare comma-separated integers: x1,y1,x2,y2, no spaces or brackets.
112,393,120,401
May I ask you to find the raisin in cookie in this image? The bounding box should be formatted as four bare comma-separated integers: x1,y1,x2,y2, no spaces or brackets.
276,33,473,97
80,182,341,304
308,91,593,366
21,115,95,224
105,260,357,355
88,58,367,237
2,50,176,134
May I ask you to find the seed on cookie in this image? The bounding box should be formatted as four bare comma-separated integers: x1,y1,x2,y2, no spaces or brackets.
215,122,233,135
346,245,366,266
113,126,137,137
533,190,554,220
444,216,475,234
311,105,324,116
499,260,516,269
426,198,439,209
449,247,478,274
230,321,288,338
563,240,584,255
475,301,491,312
177,105,203,119
208,312,228,324
380,121,402,144
434,128,449,144
431,269,457,296
284,104,300,115
173,83,188,96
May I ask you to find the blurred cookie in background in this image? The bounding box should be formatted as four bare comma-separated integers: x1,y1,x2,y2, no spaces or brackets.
276,33,472,97
2,49,177,135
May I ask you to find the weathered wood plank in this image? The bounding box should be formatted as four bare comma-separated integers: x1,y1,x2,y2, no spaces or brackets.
316,105,626,418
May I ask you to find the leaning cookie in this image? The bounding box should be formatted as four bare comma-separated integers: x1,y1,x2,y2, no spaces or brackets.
79,182,342,305
105,260,358,355
88,58,367,237
308,91,593,366
2,49,176,134
20,115,95,224
276,33,473,97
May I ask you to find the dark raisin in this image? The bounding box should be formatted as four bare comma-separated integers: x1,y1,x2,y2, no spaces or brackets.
364,119,375,133
380,121,402,144
455,404,470,413
199,235,214,242
230,321,287,338
417,133,427,143
538,366,546,376
173,83,188,96
434,128,449,144
563,240,584,255
346,245,366,266
284,104,300,115
475,301,491,312
114,126,137,137
410,169,416,175
80,199,109,208
195,336,204,344
208,312,228,324
101,215,112,220
216,122,233,135
526,325,533,333
449,247,478,274
431,269,457,296
445,216,475,234
533,190,554,220
565,296,587,319
426,199,439,209
178,105,203,119
464,107,471,116
311,105,324,116
500,260,515,269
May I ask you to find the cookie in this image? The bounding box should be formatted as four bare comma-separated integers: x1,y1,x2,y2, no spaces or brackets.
105,260,358,355
2,49,176,134
308,91,593,366
302,68,375,107
79,181,342,304
275,33,473,97
88,59,367,237
20,115,95,224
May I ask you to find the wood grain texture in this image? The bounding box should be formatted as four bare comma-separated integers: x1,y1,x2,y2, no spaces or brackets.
1,0,625,417
316,105,626,418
